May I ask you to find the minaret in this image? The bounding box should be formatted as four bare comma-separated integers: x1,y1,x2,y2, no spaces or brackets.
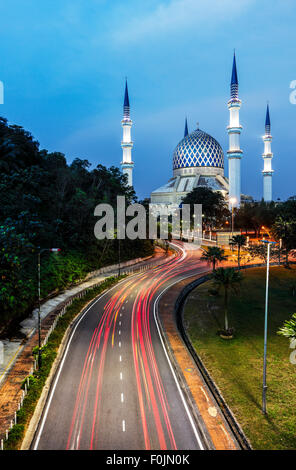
121,80,134,186
262,104,274,202
227,52,243,208
184,117,189,137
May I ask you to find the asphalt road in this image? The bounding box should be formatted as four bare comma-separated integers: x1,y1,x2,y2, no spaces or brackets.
32,242,209,450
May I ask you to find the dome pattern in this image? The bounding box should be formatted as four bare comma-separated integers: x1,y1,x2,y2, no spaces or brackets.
173,128,224,170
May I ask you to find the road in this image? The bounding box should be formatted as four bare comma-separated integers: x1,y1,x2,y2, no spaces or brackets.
32,242,210,450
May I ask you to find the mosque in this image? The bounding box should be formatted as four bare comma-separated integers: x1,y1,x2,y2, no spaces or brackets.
120,53,274,209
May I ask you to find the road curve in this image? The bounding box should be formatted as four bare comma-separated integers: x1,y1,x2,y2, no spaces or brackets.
32,242,210,450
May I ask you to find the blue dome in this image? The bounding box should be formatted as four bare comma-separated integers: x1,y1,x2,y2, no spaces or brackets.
173,128,224,170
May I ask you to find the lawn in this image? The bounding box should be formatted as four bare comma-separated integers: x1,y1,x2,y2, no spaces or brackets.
183,265,296,450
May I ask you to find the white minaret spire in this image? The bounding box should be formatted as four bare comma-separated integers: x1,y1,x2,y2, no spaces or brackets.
121,79,134,186
227,52,243,208
262,104,274,202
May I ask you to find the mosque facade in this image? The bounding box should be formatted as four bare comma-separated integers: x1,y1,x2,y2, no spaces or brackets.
120,54,274,208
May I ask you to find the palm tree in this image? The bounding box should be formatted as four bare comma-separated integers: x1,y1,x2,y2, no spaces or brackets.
212,267,243,333
200,246,227,272
229,234,247,269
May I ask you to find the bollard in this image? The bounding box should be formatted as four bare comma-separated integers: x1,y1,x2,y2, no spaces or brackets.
14,412,17,425
10,420,13,429
1,439,3,450
5,430,8,441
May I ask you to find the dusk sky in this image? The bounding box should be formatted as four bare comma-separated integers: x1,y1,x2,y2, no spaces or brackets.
1,0,296,201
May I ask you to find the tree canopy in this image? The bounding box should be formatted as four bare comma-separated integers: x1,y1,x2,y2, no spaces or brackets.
182,187,229,229
0,118,152,330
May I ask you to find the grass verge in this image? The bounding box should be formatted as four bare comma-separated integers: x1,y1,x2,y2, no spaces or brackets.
184,266,296,450
3,275,126,450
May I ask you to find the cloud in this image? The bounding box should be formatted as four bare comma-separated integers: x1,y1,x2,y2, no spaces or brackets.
112,0,254,44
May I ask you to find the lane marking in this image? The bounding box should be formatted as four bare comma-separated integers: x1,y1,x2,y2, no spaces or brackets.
34,244,204,450
121,393,124,403
119,330,121,335
153,245,208,450
119,341,121,348
200,386,209,403
119,355,122,362
33,276,134,450
122,420,126,432
120,372,123,380
119,321,121,326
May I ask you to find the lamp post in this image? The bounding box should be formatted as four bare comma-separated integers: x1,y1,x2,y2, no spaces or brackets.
37,248,61,368
261,240,276,415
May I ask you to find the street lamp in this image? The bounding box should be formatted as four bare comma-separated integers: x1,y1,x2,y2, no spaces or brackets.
37,248,61,368
261,240,276,415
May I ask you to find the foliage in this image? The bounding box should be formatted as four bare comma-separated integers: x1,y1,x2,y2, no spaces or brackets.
182,187,230,229
200,246,227,272
212,267,243,332
272,213,296,266
234,199,296,267
229,234,247,269
247,243,280,265
0,118,153,329
278,313,296,341
234,201,278,236
184,266,296,450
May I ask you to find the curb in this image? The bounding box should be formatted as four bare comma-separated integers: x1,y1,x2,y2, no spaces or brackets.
20,252,176,450
20,293,101,450
175,275,252,450
175,261,296,450
154,292,216,450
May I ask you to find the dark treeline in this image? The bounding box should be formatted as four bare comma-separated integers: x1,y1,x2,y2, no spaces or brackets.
0,117,153,331
234,199,296,238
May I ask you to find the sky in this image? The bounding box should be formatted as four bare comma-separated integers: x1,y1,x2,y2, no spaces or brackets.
0,0,296,201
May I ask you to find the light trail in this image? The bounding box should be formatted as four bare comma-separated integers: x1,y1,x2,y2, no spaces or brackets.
36,242,207,450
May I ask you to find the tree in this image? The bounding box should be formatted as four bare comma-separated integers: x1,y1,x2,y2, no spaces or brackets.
272,215,296,267
229,234,246,269
212,267,243,334
200,246,227,272
182,187,229,230
0,116,153,329
0,222,34,323
234,201,277,237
